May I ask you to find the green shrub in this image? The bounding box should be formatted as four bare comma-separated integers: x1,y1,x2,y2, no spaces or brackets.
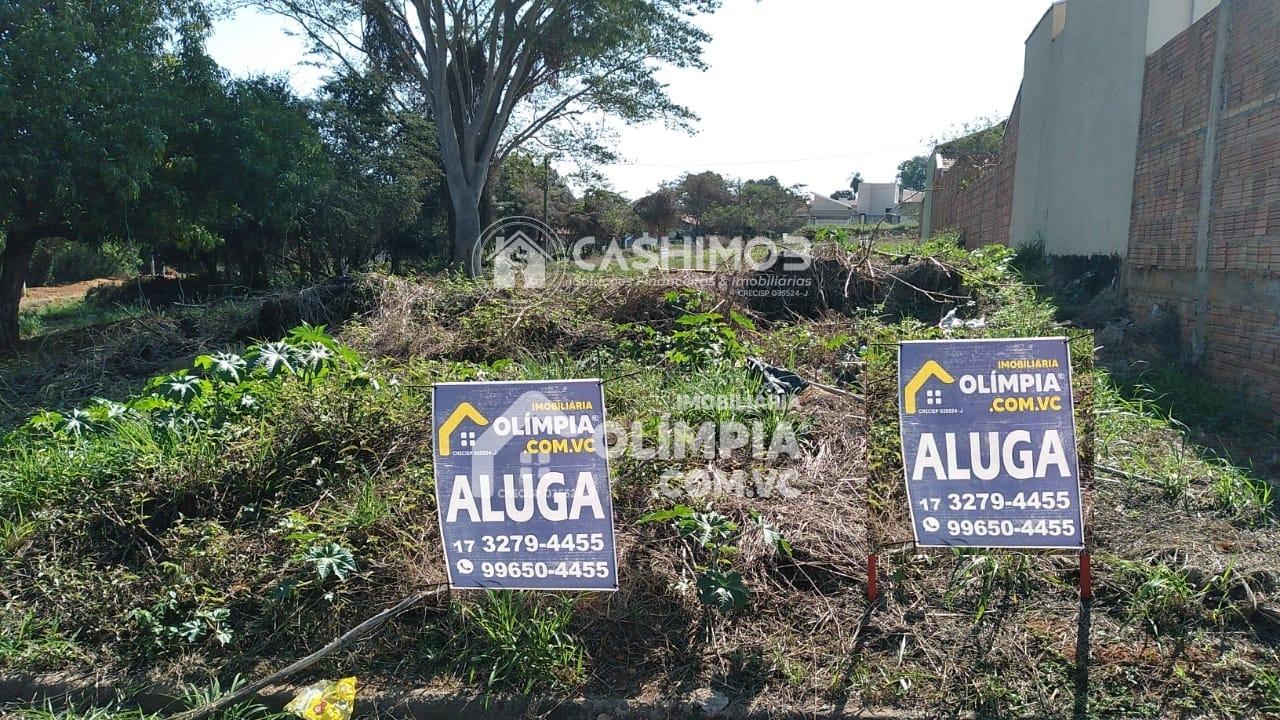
791,221,919,242
17,311,44,339
1107,558,1239,636
26,239,141,285
638,505,791,613
0,323,359,517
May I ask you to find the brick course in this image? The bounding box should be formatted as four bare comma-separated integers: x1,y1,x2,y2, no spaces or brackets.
930,95,1020,249
1127,0,1280,402
928,0,1279,404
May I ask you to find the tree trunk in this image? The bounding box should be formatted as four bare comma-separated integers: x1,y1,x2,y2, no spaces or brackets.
0,223,38,354
452,187,483,277
480,167,497,232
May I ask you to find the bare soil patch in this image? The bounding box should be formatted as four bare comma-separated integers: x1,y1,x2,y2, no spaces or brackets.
19,277,125,308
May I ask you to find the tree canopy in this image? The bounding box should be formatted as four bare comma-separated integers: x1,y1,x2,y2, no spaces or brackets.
633,189,679,237
568,188,641,242
0,1,454,350
674,171,733,229
932,118,1007,159
0,0,190,350
256,0,722,272
896,155,929,191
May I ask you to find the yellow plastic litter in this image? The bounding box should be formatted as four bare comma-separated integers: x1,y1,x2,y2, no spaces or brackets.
284,676,357,720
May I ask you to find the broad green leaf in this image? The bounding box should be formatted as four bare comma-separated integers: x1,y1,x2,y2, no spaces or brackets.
306,543,357,581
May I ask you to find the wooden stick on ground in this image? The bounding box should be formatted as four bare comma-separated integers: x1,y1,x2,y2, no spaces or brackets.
171,584,449,720
806,378,866,403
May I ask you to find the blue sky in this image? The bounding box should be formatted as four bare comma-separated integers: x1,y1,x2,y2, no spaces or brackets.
208,1,1051,198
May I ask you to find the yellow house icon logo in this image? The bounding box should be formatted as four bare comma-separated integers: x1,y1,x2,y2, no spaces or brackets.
903,360,955,414
437,402,488,456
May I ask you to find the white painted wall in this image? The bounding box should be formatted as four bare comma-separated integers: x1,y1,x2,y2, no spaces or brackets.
1147,0,1221,54
1008,0,1152,257
855,182,900,221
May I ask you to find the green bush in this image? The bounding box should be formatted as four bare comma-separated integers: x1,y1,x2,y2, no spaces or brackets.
26,239,141,285
0,323,358,516
792,221,920,241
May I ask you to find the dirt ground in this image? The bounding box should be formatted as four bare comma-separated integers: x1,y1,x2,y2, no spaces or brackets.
19,278,124,308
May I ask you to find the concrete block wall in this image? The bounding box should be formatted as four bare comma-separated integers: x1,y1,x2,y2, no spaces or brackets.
923,0,1278,402
1008,0,1152,257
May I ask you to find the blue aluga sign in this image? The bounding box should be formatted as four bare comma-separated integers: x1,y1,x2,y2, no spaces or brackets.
432,379,618,590
898,338,1084,549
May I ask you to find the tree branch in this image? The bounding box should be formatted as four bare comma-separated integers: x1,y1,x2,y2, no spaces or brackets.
169,584,449,720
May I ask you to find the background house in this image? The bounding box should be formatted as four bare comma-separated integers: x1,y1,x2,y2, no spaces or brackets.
803,192,856,226
897,190,924,222
852,182,902,223
804,185,919,227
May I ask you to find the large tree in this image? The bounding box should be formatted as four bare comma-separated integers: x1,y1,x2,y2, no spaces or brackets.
699,176,803,237
736,176,805,236
257,0,720,273
139,70,336,287
674,170,732,230
491,153,575,229
633,188,678,237
312,71,444,274
567,187,639,241
0,0,184,352
896,155,928,192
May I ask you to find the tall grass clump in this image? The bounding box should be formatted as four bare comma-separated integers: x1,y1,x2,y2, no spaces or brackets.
446,591,585,694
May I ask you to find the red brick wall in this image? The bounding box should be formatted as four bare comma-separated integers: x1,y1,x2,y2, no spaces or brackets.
1125,8,1217,326
1212,0,1280,275
930,95,1021,249
1127,0,1280,401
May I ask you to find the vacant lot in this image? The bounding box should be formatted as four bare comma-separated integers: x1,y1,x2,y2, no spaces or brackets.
0,237,1277,719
